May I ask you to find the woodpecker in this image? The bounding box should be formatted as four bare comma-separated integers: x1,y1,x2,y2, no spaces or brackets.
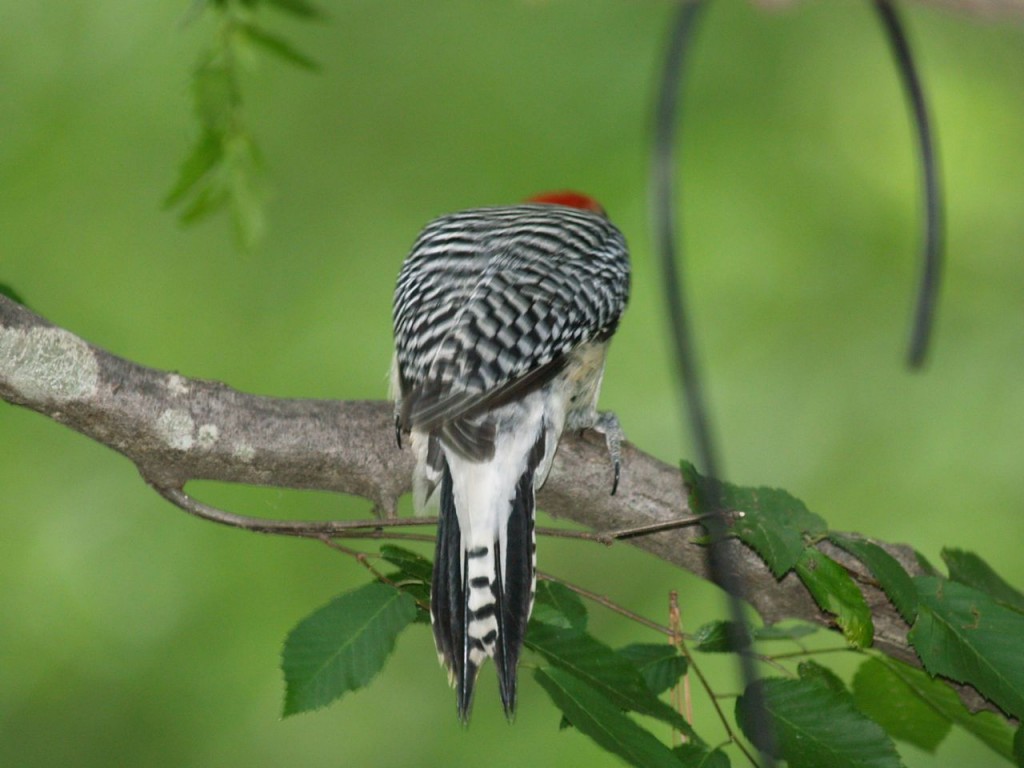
391,191,630,722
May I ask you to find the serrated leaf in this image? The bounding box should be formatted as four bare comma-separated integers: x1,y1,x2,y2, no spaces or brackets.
798,659,848,696
381,572,430,618
681,461,826,577
673,743,731,768
852,658,952,754
752,622,819,641
532,581,587,631
915,550,942,577
281,581,416,716
241,22,319,70
736,677,905,768
909,576,1024,720
830,533,918,624
795,548,874,648
942,548,1024,614
378,546,433,622
379,544,433,584
692,620,752,653
618,643,688,695
535,667,682,768
526,621,697,739
860,656,1014,761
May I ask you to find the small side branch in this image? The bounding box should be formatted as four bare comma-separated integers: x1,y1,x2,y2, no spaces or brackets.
147,482,439,538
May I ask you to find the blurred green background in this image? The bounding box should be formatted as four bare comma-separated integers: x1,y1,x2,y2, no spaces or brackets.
2,1,1022,766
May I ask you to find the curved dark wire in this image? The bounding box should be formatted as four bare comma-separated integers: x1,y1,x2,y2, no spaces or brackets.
652,0,719,479
651,2,776,762
873,0,944,368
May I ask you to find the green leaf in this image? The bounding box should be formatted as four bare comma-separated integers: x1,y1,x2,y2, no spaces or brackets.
532,581,588,631
240,22,320,70
692,620,752,653
830,533,918,624
379,544,433,584
617,643,688,695
226,140,265,249
281,581,417,716
857,656,1015,761
915,550,943,577
376,548,432,618
382,573,430,618
1013,724,1024,767
681,461,826,577
178,181,228,225
942,548,1024,614
378,545,431,620
852,657,952,754
736,677,905,768
909,576,1024,720
192,58,238,131
164,130,223,208
526,621,697,739
798,659,849,696
535,667,682,768
673,743,731,767
795,548,874,648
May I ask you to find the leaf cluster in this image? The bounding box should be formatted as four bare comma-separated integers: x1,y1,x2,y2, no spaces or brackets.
165,0,322,248
281,468,1024,767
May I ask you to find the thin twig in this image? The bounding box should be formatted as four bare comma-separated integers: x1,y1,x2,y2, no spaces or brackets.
325,530,437,543
745,653,794,677
148,482,437,537
675,630,763,768
537,571,674,636
767,646,856,662
319,537,433,612
538,513,714,546
669,591,693,746
535,526,615,545
151,480,713,547
606,513,718,540
318,536,376,564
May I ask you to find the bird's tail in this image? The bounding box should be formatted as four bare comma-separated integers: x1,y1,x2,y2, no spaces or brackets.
430,436,542,723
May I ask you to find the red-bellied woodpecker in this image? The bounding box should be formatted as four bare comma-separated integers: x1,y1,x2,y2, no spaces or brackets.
391,191,630,722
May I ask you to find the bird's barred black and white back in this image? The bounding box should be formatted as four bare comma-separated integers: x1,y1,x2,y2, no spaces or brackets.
394,204,629,448
391,200,630,722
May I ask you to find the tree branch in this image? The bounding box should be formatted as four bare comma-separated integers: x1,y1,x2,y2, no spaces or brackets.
0,294,939,689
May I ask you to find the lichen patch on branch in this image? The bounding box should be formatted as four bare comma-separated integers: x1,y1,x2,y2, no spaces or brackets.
197,423,220,448
156,408,196,450
233,442,256,463
165,373,191,397
0,326,99,403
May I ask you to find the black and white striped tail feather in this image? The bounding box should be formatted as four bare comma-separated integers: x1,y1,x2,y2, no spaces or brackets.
430,431,542,723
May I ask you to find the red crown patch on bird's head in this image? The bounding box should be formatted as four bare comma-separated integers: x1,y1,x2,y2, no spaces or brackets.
525,190,605,215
